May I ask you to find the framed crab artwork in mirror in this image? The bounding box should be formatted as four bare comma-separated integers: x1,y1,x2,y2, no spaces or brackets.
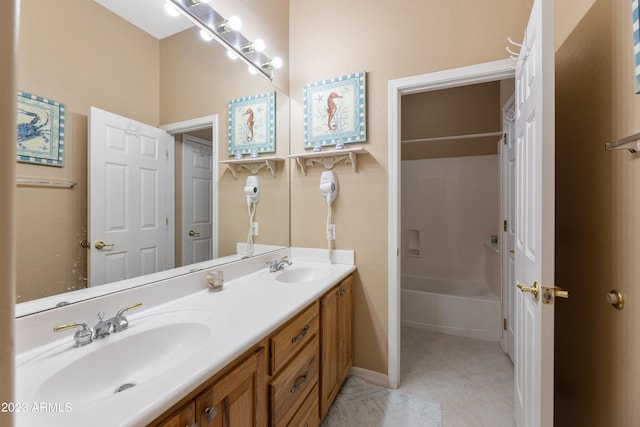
303,71,366,149
17,91,66,166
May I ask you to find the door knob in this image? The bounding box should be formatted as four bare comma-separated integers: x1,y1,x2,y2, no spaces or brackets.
94,240,115,250
188,230,200,237
517,281,540,301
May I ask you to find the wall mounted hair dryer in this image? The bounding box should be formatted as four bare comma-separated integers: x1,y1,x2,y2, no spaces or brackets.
244,175,261,256
245,175,261,205
320,171,338,205
320,171,338,262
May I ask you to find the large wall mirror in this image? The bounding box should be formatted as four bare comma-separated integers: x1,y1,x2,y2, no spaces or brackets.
16,0,290,316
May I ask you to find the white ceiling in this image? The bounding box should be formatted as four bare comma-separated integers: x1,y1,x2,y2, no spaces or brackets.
94,0,194,39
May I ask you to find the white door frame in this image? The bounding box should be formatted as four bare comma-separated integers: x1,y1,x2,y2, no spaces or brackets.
387,59,515,388
161,114,219,267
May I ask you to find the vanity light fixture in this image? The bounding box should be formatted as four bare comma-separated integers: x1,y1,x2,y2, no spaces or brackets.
167,0,281,80
217,15,242,33
164,0,181,17
242,38,265,54
263,57,283,70
199,29,213,42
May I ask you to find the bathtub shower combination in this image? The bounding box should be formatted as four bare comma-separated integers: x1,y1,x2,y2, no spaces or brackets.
401,275,501,342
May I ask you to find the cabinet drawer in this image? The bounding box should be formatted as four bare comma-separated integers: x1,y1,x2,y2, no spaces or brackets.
287,383,319,427
270,302,319,375
270,334,319,427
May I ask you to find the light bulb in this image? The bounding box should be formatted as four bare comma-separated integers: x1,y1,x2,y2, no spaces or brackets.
252,38,265,52
227,49,239,60
271,56,283,69
227,16,242,31
164,1,180,17
200,29,213,42
248,66,258,75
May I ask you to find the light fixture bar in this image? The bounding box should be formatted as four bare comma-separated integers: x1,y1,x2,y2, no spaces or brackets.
169,0,275,80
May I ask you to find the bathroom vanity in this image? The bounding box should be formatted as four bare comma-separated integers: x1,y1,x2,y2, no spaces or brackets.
14,248,355,427
151,275,354,427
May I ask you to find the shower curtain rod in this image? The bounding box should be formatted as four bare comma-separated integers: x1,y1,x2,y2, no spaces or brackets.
401,131,502,144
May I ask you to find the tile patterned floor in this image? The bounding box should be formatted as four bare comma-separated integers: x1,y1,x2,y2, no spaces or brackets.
399,326,516,427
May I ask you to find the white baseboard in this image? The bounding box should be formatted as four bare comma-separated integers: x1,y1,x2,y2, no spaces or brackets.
349,366,390,388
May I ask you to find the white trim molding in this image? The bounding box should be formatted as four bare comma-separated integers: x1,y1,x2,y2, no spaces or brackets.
349,366,389,388
387,59,515,389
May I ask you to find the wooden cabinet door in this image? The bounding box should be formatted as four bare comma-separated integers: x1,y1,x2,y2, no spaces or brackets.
195,348,266,427
320,274,354,419
155,402,196,427
320,282,339,419
337,275,354,381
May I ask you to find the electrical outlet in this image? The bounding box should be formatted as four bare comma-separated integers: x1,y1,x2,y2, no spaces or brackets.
327,224,336,241
251,222,259,236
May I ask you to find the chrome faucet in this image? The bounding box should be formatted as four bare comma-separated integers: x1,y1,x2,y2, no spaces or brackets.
94,302,143,339
53,302,143,345
267,256,292,273
53,322,94,347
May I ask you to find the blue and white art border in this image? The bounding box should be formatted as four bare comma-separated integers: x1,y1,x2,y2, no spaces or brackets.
633,0,640,93
16,91,65,167
228,92,276,155
303,71,366,148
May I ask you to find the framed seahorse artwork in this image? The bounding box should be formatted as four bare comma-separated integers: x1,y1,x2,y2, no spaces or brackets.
303,71,366,148
16,91,66,166
632,0,640,93
228,92,276,156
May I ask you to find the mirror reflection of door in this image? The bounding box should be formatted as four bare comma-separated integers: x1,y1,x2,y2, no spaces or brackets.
182,134,214,265
88,107,174,286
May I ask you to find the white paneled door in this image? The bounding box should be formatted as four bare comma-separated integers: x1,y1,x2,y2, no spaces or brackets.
88,107,173,286
182,135,214,265
513,0,556,426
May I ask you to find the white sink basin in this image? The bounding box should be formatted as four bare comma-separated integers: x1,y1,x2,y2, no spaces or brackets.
264,263,335,284
17,310,219,406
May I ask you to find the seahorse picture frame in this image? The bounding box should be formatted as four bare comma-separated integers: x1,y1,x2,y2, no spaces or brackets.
228,92,276,156
303,71,366,149
16,91,66,166
632,0,640,93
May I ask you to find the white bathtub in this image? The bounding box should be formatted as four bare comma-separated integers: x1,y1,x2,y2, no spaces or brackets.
401,275,501,341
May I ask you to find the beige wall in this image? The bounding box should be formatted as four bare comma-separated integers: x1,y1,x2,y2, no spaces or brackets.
16,0,160,302
0,1,16,424
555,0,640,425
289,0,533,374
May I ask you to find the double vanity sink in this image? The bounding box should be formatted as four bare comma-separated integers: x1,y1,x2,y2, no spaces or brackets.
14,250,355,426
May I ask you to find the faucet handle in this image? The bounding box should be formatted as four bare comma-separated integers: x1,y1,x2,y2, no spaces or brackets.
53,322,93,347
113,302,142,332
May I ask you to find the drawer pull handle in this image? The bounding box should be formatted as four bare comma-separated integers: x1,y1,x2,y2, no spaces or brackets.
338,288,346,297
291,371,308,394
204,405,218,422
291,325,310,343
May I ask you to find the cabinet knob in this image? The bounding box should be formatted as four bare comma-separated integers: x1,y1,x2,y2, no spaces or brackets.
204,405,218,422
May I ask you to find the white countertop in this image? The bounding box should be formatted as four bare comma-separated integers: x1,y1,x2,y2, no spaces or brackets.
14,249,355,427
